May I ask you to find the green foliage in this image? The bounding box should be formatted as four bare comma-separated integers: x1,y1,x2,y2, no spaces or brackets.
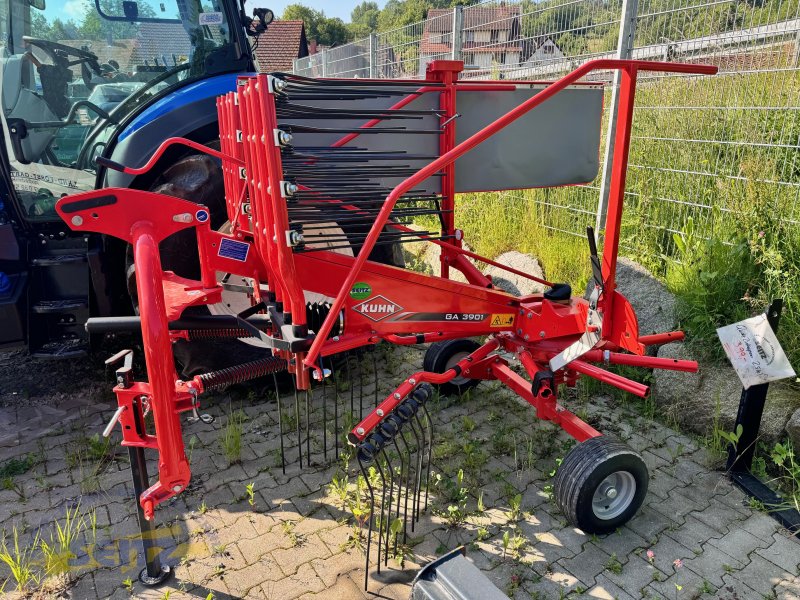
0,526,40,591
220,408,247,466
283,4,350,45
39,503,87,577
0,455,35,479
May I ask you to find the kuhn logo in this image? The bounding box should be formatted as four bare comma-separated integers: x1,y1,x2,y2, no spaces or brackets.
352,295,402,322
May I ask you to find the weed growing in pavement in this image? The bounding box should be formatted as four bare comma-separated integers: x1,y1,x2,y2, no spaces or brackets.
507,493,523,523
770,439,800,511
476,491,485,514
0,455,35,479
0,525,40,591
220,408,247,466
39,502,87,577
281,521,301,547
198,500,208,515
122,577,134,594
432,468,470,528
245,482,256,508
605,553,623,575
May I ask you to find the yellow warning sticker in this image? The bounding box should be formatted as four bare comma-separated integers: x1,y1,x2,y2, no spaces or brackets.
490,314,515,328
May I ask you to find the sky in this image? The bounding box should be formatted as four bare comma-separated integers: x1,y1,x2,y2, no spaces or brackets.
245,0,387,22
39,0,386,24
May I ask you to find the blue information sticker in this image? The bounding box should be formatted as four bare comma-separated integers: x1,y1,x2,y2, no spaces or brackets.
218,238,250,262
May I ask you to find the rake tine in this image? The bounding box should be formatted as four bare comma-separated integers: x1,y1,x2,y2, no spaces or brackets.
320,358,328,463
380,446,397,567
273,373,286,475
330,360,340,458
389,436,405,559
374,456,389,577
357,454,375,591
305,388,311,467
346,351,355,418
421,403,434,512
396,428,413,545
293,383,303,467
408,414,425,530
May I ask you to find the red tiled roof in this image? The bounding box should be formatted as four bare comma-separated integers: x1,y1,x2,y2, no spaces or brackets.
420,7,521,54
424,6,521,32
253,20,309,73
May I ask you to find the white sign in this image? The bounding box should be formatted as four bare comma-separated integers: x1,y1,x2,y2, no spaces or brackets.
717,314,796,389
199,12,223,25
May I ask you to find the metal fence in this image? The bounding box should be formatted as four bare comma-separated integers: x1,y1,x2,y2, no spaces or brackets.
293,0,800,263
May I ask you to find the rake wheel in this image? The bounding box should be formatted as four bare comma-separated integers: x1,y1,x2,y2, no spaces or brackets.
423,338,481,396
553,436,648,534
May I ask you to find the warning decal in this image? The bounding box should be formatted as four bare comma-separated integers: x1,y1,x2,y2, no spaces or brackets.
490,314,515,328
218,238,250,262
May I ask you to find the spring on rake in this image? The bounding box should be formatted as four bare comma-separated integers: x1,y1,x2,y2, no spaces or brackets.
197,357,287,391
355,383,433,589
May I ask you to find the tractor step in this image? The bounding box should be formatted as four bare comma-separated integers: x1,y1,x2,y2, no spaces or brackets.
30,338,87,359
31,299,88,313
30,253,88,267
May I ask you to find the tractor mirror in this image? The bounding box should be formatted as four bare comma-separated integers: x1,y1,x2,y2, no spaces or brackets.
122,0,138,19
29,0,45,10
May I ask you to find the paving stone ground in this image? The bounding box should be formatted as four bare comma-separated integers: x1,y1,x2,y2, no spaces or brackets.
0,345,798,600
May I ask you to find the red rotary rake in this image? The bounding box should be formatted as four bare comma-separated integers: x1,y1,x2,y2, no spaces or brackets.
55,58,714,587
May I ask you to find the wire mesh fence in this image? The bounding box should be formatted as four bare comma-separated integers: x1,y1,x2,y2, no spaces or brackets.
292,0,800,264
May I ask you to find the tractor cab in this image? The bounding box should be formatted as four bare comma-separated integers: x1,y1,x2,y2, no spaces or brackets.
0,0,270,355
0,0,253,220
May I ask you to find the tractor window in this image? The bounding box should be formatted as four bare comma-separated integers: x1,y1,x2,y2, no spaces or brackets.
0,0,236,221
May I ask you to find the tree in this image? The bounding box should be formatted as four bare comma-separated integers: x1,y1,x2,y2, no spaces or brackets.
282,3,350,46
349,1,379,38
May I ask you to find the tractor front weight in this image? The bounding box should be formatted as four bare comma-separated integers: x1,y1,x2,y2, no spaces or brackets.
55,58,715,588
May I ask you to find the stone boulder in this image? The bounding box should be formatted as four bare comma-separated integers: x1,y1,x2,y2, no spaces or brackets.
652,342,798,442
787,409,800,448
585,257,676,337
484,251,547,296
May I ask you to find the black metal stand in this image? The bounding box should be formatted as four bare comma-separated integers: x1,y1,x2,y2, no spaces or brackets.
128,394,172,586
726,299,800,535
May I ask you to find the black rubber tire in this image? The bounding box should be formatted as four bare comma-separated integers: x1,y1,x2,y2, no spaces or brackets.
553,436,648,534
124,153,258,377
423,338,481,396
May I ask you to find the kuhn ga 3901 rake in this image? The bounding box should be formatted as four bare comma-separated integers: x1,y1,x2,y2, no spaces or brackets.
55,58,715,587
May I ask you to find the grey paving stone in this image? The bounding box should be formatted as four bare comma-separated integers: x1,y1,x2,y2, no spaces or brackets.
707,526,772,564
591,528,648,563
738,511,782,543
682,543,744,587
690,500,748,535
588,573,637,600
626,506,672,544
560,542,613,585
755,532,800,575
604,553,663,597
736,552,794,597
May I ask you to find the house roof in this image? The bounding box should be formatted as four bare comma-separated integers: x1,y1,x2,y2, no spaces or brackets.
421,7,522,54
253,20,309,73
424,6,521,32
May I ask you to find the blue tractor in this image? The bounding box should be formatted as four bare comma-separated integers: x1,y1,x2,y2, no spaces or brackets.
0,0,276,364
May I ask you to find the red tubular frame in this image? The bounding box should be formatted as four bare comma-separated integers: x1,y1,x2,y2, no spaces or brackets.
304,59,718,372
54,59,714,520
131,226,191,518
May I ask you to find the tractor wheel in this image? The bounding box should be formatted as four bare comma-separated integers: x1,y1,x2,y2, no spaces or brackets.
553,436,648,534
126,151,402,378
422,338,481,397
